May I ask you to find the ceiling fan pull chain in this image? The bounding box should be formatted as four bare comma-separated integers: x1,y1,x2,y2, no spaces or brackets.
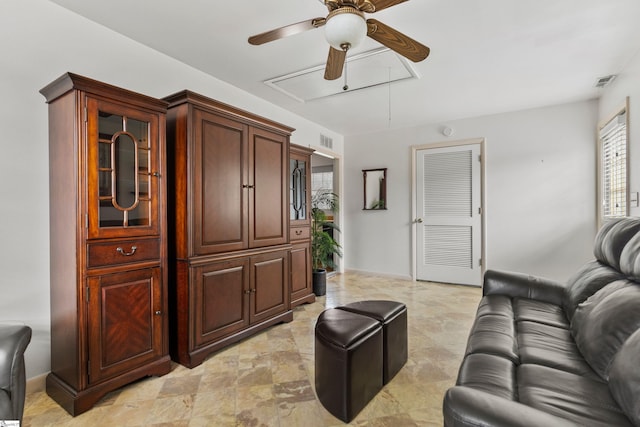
343,61,349,91
342,43,350,91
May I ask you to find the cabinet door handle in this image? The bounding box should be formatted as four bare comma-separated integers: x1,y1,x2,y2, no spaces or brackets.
152,172,161,177
116,246,137,256
155,311,162,315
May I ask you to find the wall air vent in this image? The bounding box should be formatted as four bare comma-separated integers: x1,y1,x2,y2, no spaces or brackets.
595,75,616,88
320,134,333,149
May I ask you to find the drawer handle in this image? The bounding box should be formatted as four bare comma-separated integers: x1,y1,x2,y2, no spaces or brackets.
116,246,138,256
295,230,303,235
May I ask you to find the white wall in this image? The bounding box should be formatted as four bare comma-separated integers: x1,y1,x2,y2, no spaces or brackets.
598,50,640,217
0,0,343,379
344,100,599,282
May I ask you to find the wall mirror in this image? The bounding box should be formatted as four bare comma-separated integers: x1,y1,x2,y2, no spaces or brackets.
363,168,387,210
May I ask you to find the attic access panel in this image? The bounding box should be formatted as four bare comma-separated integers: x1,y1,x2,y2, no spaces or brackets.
265,48,419,102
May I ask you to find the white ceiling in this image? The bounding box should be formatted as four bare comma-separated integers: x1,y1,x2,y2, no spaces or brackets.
51,0,640,136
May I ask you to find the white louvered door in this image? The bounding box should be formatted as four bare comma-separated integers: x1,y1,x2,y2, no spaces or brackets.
416,144,482,286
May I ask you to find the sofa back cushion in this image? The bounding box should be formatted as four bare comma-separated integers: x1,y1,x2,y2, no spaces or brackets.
571,280,640,380
592,218,640,271
564,260,625,320
619,229,640,280
608,329,640,426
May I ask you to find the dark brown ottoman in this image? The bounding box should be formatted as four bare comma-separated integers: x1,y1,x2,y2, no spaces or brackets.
337,300,408,383
315,308,383,423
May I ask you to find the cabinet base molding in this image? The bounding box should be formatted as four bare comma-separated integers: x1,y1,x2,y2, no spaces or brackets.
174,310,293,368
46,356,171,416
291,293,316,308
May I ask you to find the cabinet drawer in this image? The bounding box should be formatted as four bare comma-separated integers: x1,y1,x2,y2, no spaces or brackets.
290,227,310,241
88,239,160,268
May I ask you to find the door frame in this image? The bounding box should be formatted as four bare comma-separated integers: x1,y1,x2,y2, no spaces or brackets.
410,138,487,283
311,149,344,274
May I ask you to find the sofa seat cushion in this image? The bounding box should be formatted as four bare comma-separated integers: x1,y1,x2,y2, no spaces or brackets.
476,295,513,318
518,364,634,426
514,298,569,329
456,353,516,400
464,314,518,362
517,321,600,379
477,295,569,329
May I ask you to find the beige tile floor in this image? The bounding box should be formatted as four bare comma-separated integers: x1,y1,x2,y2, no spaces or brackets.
23,271,481,426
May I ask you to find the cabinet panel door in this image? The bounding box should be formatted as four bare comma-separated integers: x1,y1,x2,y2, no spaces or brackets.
251,251,289,324
87,268,163,384
290,242,311,298
193,258,250,347
249,127,288,248
193,108,249,255
86,97,162,239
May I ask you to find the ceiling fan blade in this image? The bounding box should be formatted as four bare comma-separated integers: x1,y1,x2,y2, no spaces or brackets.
324,47,347,80
248,18,326,45
364,0,408,12
366,19,430,62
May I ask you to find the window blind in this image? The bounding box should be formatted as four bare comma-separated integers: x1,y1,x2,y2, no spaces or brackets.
600,111,627,218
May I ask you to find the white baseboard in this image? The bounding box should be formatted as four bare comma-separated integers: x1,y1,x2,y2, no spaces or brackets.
344,268,413,281
26,373,47,394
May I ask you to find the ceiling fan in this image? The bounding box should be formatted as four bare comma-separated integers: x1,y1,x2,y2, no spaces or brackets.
248,0,430,81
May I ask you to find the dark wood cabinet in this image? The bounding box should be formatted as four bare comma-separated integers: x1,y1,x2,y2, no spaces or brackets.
41,73,170,416
165,90,294,368
289,144,315,307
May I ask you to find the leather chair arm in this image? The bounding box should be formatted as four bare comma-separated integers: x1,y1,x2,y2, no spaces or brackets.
443,386,580,427
483,269,567,306
0,324,32,421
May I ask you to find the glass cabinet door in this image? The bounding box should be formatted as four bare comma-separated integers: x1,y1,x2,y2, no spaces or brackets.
87,97,161,238
290,158,308,221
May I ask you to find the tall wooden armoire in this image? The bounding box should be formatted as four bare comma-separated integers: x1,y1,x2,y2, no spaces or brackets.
41,73,171,416
164,90,295,368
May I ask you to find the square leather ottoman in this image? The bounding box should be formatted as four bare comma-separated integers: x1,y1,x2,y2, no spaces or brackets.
337,300,408,383
315,308,383,423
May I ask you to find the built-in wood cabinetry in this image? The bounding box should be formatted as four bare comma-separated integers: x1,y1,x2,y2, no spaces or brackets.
165,90,294,368
289,144,316,307
41,73,171,416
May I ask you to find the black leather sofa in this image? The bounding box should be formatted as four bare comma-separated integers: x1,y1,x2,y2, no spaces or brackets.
0,323,31,423
443,217,640,427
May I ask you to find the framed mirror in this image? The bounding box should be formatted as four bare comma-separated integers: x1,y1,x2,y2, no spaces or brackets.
363,168,387,210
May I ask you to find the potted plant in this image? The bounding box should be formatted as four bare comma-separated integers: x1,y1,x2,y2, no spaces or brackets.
311,189,342,296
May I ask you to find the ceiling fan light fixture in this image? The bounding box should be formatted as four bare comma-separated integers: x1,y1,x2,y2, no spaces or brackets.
324,7,367,51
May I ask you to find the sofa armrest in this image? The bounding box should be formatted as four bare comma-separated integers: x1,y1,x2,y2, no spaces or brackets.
443,386,580,427
0,324,32,421
483,269,567,305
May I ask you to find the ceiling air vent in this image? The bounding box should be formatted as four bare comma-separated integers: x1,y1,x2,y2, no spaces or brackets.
320,134,333,149
595,75,616,88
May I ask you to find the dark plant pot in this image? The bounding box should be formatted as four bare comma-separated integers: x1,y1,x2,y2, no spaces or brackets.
313,269,327,296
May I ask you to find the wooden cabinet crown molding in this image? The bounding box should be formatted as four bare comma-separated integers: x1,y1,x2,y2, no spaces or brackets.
40,72,168,113
163,90,295,136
